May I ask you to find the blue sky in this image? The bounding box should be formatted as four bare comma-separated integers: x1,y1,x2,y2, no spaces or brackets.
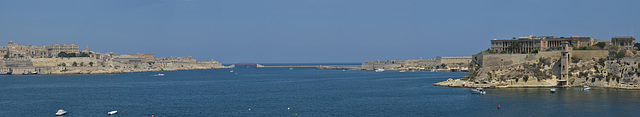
0,0,638,63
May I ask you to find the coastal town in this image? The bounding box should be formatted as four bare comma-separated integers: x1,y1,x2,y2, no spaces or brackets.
0,41,228,75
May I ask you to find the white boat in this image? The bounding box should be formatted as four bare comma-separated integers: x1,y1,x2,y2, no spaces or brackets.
375,69,385,72
550,88,556,93
289,68,293,70
471,87,486,94
230,70,234,73
154,73,165,76
399,70,406,72
108,110,118,115
56,109,67,116
582,86,591,90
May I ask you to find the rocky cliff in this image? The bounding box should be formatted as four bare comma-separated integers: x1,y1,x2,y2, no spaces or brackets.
435,49,640,89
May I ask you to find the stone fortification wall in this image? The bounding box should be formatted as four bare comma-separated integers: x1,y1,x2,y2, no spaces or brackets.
32,57,103,67
439,57,472,64
473,50,608,68
473,54,534,67
571,50,609,60
361,57,471,71
0,58,33,67
361,60,405,70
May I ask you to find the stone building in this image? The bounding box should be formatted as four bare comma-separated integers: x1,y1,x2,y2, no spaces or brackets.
491,35,598,53
46,44,79,56
612,36,635,49
491,35,636,53
5,40,49,58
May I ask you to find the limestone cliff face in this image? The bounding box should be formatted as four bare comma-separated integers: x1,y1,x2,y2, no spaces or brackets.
436,50,640,89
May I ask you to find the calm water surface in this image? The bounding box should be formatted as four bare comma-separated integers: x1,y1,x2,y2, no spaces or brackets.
0,68,639,116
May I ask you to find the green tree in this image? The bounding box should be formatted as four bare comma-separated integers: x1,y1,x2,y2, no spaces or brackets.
615,50,626,58
3,54,9,58
610,46,619,50
58,52,67,57
595,42,607,49
635,43,640,50
89,62,94,67
72,62,78,67
440,64,447,68
80,62,84,66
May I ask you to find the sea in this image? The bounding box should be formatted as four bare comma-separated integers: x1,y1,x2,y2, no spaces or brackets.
0,66,639,116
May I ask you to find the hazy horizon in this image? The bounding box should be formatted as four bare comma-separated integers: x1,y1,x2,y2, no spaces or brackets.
1,0,639,63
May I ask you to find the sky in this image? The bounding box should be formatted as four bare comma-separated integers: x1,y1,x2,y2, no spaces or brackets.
0,0,639,63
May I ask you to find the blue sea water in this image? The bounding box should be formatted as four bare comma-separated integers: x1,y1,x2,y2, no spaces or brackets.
0,68,639,116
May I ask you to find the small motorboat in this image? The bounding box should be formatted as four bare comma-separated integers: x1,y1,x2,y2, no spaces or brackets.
550,88,556,93
230,70,234,73
108,110,118,115
0,72,12,75
56,109,67,116
582,86,591,91
399,70,406,72
375,68,385,72
471,87,486,95
289,68,293,70
154,73,165,76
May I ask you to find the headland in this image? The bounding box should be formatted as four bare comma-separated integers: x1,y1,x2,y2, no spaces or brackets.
0,41,230,75
434,35,640,89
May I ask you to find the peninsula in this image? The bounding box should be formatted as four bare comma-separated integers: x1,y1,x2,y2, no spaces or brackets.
0,41,229,75
434,35,640,89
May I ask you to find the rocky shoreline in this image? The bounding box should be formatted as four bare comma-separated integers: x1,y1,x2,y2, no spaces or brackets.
434,53,640,90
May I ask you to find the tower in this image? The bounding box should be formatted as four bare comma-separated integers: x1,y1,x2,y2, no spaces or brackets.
559,41,572,86
84,45,90,52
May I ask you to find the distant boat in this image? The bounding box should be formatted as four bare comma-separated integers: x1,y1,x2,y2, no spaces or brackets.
22,71,37,75
471,87,486,94
0,72,12,75
108,110,118,115
550,88,556,93
230,70,234,73
430,69,437,72
56,109,67,116
582,86,591,91
289,68,293,70
154,73,165,76
399,70,406,72
375,69,385,72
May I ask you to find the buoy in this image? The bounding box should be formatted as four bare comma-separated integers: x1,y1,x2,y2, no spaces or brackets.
498,105,501,109
152,115,154,117
249,108,251,111
288,107,290,110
